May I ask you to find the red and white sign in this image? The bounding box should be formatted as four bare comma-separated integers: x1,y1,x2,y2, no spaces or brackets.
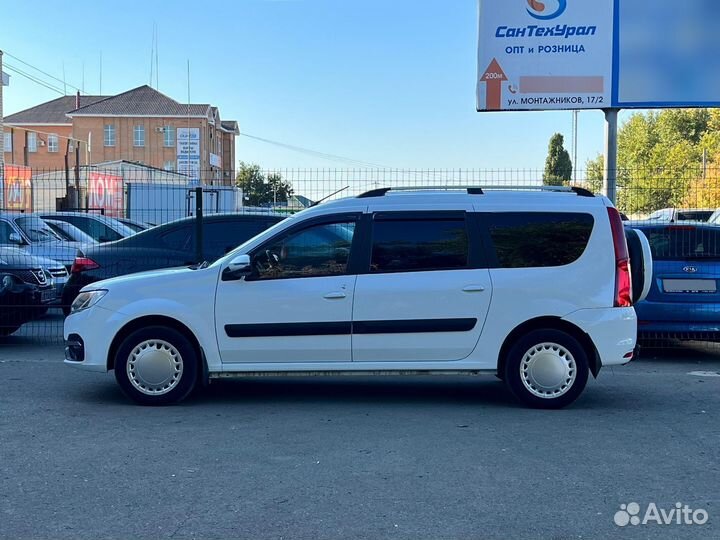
3,165,32,212
88,172,124,217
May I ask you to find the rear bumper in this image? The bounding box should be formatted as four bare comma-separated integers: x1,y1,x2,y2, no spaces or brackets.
635,300,720,340
562,307,637,367
637,321,720,342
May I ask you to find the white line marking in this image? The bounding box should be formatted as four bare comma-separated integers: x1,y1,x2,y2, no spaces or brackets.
688,371,720,377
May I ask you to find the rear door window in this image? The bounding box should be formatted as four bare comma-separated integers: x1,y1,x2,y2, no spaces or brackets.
640,227,720,260
370,216,469,273
486,212,594,268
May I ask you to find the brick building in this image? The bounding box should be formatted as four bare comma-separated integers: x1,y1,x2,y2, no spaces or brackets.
3,85,238,185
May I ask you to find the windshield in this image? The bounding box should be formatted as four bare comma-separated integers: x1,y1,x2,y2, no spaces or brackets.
15,216,61,243
640,227,720,260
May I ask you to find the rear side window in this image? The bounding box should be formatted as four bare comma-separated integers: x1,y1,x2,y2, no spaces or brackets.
160,226,194,252
676,210,713,222
203,220,271,259
370,218,468,273
640,227,720,260
487,212,594,268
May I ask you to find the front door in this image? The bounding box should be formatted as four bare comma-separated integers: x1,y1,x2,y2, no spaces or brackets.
215,215,360,364
352,211,491,362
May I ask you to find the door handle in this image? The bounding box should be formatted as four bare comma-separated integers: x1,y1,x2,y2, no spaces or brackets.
462,285,486,293
323,292,347,299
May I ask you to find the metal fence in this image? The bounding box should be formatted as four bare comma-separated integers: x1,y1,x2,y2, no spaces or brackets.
1,166,718,352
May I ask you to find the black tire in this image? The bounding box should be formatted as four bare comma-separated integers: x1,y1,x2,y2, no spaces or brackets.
503,329,589,409
0,325,20,337
114,326,199,406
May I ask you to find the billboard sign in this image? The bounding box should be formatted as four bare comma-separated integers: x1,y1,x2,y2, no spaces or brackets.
478,0,720,111
88,172,124,217
3,165,32,212
177,128,201,183
477,0,613,111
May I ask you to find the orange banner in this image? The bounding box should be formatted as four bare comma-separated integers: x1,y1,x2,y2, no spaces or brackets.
3,165,32,212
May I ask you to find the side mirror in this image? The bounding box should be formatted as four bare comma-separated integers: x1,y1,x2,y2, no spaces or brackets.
222,254,252,281
8,232,24,245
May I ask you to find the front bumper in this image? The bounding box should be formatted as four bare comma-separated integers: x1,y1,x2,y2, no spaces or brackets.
63,306,123,372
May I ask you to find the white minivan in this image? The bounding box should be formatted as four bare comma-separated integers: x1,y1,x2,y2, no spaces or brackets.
64,187,651,408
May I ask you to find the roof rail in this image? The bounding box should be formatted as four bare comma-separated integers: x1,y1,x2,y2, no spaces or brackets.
356,185,594,199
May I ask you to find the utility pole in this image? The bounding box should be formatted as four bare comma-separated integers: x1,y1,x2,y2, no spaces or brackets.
572,110,578,184
603,108,619,204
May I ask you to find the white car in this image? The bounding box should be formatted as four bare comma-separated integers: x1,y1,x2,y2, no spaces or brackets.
64,187,650,409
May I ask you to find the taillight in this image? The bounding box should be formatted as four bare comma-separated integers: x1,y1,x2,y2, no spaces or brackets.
607,207,632,307
71,257,99,273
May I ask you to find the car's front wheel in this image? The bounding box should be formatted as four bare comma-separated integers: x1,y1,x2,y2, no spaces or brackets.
504,329,589,409
114,326,198,405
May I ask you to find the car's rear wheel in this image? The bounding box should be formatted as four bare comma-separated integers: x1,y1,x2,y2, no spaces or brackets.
114,326,198,405
504,329,589,409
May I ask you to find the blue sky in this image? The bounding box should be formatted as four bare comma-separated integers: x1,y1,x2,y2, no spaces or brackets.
2,0,618,172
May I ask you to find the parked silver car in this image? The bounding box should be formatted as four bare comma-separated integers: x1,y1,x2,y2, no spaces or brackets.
45,219,97,244
39,212,136,243
0,212,85,269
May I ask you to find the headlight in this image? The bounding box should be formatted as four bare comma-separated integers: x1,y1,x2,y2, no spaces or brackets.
70,290,108,314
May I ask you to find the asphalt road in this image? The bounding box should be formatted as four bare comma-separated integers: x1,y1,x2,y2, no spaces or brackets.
1,338,719,540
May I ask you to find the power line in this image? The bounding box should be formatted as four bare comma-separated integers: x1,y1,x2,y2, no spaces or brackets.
3,50,82,92
3,63,66,95
240,132,390,169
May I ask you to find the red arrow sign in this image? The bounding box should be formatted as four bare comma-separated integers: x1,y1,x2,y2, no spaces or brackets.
482,58,508,111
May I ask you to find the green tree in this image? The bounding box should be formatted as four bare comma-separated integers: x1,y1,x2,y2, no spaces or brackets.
583,154,604,195
616,109,711,214
235,162,293,207
543,133,572,186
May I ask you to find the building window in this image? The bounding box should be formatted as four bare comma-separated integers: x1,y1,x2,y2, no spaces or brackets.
48,134,59,153
3,132,11,153
163,160,175,172
104,124,115,147
134,125,145,147
163,126,175,147
28,132,37,152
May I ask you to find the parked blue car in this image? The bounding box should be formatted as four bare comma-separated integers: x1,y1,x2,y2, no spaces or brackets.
627,222,720,342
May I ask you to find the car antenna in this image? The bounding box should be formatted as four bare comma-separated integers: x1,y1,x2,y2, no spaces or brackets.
309,186,350,207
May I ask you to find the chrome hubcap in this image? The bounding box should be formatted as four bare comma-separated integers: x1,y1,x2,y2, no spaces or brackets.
520,342,576,399
126,339,183,396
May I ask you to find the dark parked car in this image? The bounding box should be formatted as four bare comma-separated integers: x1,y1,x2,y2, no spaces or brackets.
0,274,42,336
627,222,720,342
63,213,284,311
0,247,62,336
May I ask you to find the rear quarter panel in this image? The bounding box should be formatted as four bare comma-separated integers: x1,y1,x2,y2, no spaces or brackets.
469,200,616,368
